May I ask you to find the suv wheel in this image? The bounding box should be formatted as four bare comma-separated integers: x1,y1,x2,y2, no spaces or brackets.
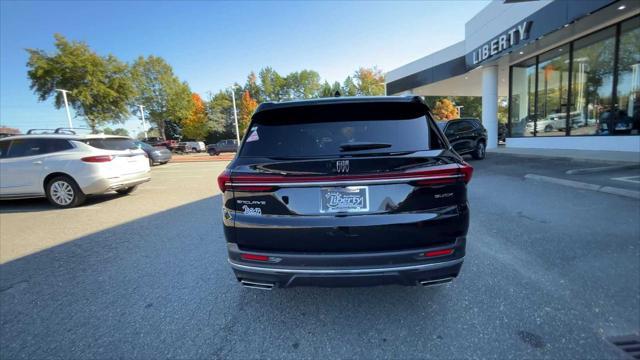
46,176,86,208
471,141,486,160
116,186,138,195
544,124,553,132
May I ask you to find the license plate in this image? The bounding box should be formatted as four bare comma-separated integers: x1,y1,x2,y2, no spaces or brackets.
320,186,369,213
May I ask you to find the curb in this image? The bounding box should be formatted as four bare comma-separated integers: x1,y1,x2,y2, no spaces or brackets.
565,164,640,175
487,150,640,165
524,174,640,200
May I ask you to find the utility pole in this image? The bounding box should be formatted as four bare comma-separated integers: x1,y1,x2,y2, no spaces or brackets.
55,89,73,128
137,104,147,139
229,86,240,144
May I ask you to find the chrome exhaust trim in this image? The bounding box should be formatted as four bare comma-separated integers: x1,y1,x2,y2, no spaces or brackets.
240,280,275,290
419,277,454,287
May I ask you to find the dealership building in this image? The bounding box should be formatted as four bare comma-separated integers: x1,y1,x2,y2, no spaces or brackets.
386,0,640,153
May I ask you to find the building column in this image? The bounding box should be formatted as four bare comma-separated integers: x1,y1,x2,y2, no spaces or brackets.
482,65,498,149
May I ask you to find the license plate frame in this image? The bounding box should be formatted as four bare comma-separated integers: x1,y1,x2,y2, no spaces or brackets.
320,186,369,213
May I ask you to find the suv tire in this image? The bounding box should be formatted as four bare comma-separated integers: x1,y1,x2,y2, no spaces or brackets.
45,175,86,208
471,141,486,160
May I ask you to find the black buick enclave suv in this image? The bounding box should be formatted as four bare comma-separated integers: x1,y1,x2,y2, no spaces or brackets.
218,96,472,289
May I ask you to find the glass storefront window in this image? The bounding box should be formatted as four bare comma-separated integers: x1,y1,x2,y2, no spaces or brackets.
616,17,640,135
509,57,536,137
536,47,570,136
508,17,640,138
570,27,616,136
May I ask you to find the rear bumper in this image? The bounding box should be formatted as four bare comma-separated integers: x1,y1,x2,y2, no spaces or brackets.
81,171,151,194
151,152,172,163
227,240,465,288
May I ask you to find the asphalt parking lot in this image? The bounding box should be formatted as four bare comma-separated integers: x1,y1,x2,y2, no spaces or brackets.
1,155,638,359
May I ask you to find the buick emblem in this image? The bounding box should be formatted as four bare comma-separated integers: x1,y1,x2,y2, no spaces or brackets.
336,160,350,173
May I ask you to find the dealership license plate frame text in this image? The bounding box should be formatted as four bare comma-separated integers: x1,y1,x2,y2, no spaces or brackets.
320,186,370,213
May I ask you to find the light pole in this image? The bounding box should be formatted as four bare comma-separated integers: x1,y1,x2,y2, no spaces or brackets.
228,86,240,144
137,104,147,139
55,89,73,128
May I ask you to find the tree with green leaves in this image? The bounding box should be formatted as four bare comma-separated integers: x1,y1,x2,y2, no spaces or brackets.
319,81,333,97
206,90,235,136
285,70,321,99
353,67,385,95
342,76,358,96
26,34,134,131
130,55,193,139
258,67,286,101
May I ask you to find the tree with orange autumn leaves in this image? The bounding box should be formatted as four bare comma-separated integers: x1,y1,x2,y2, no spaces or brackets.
432,98,458,120
182,93,208,140
238,90,257,136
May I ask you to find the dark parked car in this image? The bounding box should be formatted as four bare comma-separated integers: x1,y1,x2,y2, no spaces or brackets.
135,140,172,166
437,118,487,160
207,139,238,155
218,96,472,289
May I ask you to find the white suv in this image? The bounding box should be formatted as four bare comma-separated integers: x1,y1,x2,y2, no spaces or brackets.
0,133,150,207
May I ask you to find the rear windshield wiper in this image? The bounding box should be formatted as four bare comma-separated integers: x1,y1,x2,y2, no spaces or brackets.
339,142,392,152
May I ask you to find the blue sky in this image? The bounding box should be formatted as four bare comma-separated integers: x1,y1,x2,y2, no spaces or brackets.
1,0,489,135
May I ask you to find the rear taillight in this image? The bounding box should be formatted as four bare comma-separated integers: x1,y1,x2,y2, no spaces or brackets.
217,169,231,192
223,163,471,190
460,162,473,184
423,249,454,258
81,155,115,163
412,164,472,186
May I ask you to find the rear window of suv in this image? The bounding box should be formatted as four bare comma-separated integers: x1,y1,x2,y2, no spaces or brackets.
83,138,138,151
240,102,440,158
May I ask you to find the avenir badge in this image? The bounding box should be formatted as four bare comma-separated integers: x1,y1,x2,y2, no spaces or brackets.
336,159,350,173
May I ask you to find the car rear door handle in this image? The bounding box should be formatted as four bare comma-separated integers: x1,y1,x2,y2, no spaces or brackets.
33,160,43,165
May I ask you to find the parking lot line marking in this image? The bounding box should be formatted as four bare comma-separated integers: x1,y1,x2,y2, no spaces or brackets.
611,175,640,184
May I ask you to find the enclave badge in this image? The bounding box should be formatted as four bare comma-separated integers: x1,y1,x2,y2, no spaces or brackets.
336,160,350,173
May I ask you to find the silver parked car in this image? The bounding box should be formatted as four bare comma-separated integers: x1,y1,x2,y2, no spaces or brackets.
0,133,150,207
135,140,172,166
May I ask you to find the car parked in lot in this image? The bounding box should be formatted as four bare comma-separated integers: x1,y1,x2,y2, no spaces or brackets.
437,118,487,160
143,138,179,150
207,139,238,156
135,140,172,166
183,141,206,152
218,96,472,289
0,130,150,207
